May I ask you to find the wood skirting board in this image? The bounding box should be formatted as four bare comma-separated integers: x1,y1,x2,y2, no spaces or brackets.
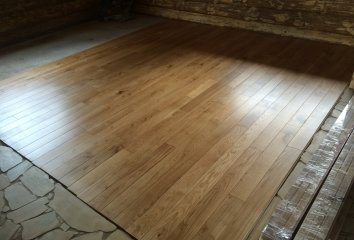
135,5,354,47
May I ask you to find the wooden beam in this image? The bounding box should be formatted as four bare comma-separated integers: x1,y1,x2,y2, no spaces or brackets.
296,129,354,239
261,96,354,240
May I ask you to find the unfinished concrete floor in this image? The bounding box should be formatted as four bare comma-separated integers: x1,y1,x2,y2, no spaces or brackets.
0,14,162,80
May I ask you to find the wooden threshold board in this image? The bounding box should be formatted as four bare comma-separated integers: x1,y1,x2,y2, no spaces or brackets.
0,21,353,240
296,97,354,240
262,97,354,240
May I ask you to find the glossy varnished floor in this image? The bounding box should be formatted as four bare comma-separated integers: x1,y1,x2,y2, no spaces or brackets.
1,21,353,240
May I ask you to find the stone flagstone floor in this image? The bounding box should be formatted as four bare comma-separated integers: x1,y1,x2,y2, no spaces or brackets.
0,142,133,240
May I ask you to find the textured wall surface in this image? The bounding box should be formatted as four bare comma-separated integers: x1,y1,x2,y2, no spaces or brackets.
135,0,354,45
0,0,100,46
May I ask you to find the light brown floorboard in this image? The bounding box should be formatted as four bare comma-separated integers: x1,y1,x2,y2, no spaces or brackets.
0,21,353,240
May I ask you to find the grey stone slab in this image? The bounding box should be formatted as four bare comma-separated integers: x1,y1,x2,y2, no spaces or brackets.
0,174,10,190
340,88,353,102
300,151,313,164
0,214,6,225
47,192,54,200
7,161,32,182
60,222,70,231
321,117,336,131
331,109,342,118
0,191,4,211
4,183,36,210
72,232,103,240
338,99,349,106
21,211,59,240
0,146,22,172
7,197,49,223
49,184,116,232
106,230,133,240
40,229,74,240
306,130,327,154
278,162,306,199
68,230,79,235
335,103,347,111
0,220,20,240
20,167,54,197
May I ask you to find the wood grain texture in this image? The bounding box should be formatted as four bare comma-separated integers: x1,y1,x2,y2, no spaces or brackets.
0,21,353,240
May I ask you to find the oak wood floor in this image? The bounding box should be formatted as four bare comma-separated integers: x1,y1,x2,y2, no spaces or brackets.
1,21,353,240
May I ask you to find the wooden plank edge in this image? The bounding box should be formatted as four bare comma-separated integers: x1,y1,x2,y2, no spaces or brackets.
295,132,354,239
260,96,354,240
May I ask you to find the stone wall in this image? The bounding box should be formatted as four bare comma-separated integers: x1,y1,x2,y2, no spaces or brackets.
135,0,354,45
0,0,100,46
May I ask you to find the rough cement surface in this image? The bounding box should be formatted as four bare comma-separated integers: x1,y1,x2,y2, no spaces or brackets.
0,15,162,81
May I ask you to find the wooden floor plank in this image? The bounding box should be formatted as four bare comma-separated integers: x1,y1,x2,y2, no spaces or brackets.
0,20,353,240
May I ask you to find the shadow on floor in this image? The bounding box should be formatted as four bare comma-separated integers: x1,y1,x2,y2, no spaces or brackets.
0,14,162,80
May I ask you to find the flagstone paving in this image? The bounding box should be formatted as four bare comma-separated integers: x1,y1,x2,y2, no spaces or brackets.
0,144,133,240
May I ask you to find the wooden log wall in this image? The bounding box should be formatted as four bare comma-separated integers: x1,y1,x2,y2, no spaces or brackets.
0,0,101,47
135,0,354,45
